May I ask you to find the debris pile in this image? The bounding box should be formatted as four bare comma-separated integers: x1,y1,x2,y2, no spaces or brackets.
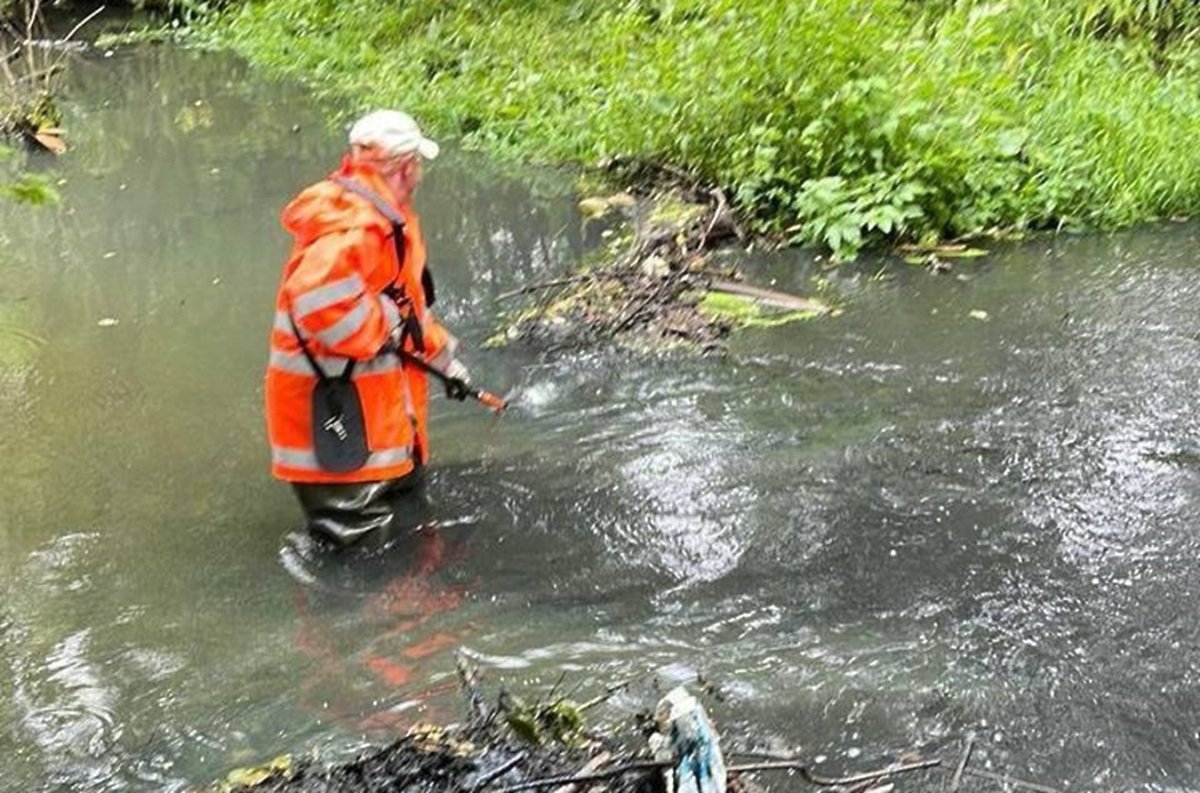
211,659,1064,793
492,162,833,353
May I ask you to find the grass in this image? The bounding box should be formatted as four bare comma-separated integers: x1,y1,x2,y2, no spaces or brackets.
194,0,1200,259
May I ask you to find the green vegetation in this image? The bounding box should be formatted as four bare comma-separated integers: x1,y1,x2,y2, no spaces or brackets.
0,145,57,205
696,292,829,328
201,0,1200,258
0,0,75,202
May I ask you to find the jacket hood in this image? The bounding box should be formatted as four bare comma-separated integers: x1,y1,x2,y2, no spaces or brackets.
280,157,398,246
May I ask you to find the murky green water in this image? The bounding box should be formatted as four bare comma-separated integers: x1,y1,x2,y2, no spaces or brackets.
3,43,1200,793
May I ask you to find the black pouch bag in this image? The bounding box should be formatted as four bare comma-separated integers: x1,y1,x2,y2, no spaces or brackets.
289,315,370,473
312,367,369,472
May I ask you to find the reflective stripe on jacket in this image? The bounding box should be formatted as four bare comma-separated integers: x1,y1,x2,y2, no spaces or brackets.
264,157,456,483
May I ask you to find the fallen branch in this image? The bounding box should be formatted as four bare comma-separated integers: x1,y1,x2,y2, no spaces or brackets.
577,678,635,713
25,0,42,44
496,187,828,351
729,757,941,787
607,270,687,337
497,275,594,302
960,767,1064,793
949,736,974,792
707,279,831,314
492,760,666,793
15,64,63,83
59,4,105,46
472,752,529,792
551,751,614,793
699,187,744,246
491,755,943,793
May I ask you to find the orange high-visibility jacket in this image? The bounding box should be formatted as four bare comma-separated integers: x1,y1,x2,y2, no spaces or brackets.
265,158,457,483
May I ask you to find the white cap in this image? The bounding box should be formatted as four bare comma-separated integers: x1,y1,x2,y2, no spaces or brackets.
348,110,440,160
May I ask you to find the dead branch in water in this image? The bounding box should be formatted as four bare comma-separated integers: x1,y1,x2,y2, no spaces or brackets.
577,677,635,713
949,735,974,792
212,664,1074,793
727,751,1062,793
549,751,613,793
496,275,595,302
730,757,941,787
1,2,104,142
456,650,492,725
707,279,830,314
502,186,740,350
492,760,666,793
959,767,1063,793
471,752,529,792
489,755,944,793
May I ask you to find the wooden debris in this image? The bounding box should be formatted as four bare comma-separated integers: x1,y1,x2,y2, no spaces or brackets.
471,752,528,791
549,751,613,793
960,767,1064,793
208,669,1070,793
496,276,594,302
31,125,66,153
707,279,831,314
726,756,941,787
494,186,830,352
948,735,974,792
492,760,665,793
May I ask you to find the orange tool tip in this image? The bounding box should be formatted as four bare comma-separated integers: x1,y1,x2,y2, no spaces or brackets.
479,391,508,413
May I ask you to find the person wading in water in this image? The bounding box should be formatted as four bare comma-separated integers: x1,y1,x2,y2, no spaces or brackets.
265,109,471,550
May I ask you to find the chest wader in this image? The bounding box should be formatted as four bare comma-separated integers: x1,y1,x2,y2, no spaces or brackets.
288,177,435,550
290,474,428,552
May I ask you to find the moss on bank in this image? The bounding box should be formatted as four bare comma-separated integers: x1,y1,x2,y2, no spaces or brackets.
695,292,828,330
196,0,1200,259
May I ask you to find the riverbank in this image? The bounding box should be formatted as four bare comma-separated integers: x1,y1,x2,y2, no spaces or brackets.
197,0,1200,261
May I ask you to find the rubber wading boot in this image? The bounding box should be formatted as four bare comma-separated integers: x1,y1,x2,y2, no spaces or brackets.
291,468,425,550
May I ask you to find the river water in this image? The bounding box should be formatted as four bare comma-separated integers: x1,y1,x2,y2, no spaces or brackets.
1,43,1199,793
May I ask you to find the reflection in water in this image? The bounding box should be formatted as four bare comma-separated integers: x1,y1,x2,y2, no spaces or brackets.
289,523,478,736
2,41,1200,793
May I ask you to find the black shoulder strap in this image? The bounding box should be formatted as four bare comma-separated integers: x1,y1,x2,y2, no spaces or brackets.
331,176,436,308
332,176,406,226
287,313,354,382
421,264,437,307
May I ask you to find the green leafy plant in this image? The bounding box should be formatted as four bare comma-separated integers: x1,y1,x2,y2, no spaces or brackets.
196,0,1200,258
0,145,58,205
787,172,929,262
